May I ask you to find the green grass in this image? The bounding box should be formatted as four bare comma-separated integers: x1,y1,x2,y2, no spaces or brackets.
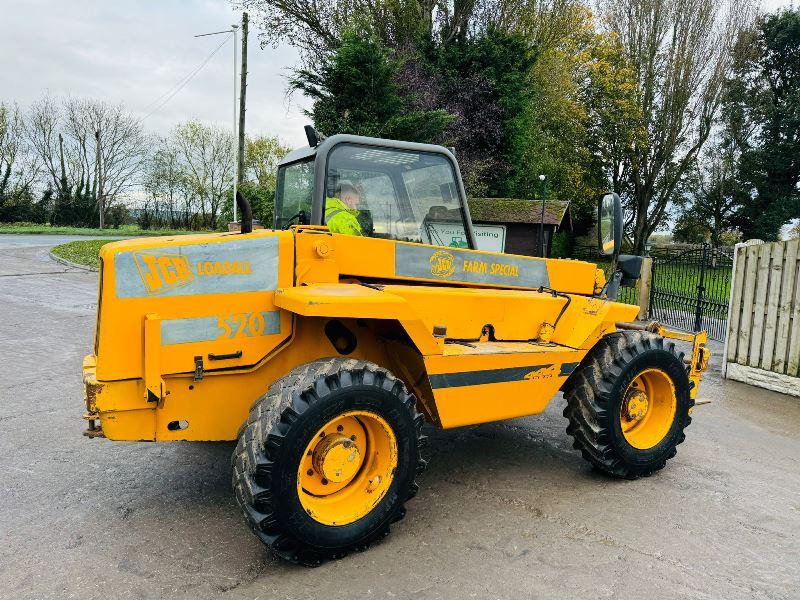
51,239,116,269
651,263,731,303
0,222,205,236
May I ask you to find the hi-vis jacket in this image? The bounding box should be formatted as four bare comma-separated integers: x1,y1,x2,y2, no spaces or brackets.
324,197,363,236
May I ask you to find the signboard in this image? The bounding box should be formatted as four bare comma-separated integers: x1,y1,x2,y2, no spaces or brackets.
395,243,549,288
425,222,507,253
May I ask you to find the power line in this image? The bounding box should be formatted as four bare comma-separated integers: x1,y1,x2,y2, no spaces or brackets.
140,33,233,122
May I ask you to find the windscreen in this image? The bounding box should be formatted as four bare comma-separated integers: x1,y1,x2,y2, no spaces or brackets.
274,158,314,228
325,144,471,247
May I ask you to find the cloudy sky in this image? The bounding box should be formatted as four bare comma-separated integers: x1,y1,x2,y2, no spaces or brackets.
0,0,796,152
0,0,311,147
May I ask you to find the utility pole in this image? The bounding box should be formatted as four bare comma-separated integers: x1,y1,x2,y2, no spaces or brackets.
232,23,239,222
237,12,248,189
538,174,547,257
96,129,104,229
58,133,67,194
195,25,239,223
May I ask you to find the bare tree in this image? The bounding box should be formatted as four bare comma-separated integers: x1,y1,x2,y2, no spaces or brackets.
600,0,755,253
0,102,40,198
27,95,69,196
64,98,146,227
26,96,145,227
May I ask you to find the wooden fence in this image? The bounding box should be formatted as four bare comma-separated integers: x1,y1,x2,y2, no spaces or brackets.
723,239,800,397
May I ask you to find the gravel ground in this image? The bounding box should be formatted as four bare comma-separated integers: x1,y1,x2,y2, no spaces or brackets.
1,237,798,600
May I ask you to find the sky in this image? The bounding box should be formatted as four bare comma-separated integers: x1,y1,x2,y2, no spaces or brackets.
0,0,797,153
0,0,311,148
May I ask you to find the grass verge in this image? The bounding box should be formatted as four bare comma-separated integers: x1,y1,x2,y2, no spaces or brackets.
0,222,206,236
51,240,116,269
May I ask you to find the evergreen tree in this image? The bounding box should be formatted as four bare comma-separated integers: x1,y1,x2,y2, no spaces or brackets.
291,29,453,143
726,10,800,240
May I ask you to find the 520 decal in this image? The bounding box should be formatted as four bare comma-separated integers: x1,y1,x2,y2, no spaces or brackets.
218,311,280,340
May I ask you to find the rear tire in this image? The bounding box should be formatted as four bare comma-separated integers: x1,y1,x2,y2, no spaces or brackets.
232,358,426,566
563,332,692,479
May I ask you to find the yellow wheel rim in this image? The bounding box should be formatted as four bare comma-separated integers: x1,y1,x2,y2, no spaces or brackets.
297,410,397,526
620,368,677,450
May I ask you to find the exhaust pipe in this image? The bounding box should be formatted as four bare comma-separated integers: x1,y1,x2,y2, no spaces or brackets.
236,190,253,234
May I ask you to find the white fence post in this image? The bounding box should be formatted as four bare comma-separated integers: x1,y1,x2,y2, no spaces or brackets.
721,242,745,379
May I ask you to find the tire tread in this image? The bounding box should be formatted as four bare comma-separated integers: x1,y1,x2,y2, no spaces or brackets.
564,332,693,479
231,358,426,566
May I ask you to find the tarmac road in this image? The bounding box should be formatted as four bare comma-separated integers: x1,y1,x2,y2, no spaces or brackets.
0,233,127,250
1,236,799,599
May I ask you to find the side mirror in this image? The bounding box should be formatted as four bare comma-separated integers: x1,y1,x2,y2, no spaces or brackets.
598,192,622,257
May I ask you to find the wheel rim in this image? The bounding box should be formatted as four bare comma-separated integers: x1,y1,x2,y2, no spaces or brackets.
620,368,677,450
297,410,397,526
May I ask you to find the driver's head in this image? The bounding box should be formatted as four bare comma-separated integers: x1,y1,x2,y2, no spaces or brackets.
337,181,360,210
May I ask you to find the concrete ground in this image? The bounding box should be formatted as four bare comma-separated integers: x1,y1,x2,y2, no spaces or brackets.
1,235,798,600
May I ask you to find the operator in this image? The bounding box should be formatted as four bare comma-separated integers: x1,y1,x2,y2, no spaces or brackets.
325,181,364,236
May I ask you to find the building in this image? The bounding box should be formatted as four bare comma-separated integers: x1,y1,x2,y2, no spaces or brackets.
467,197,572,257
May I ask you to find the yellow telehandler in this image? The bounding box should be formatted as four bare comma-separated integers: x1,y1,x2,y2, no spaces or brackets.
81,130,709,565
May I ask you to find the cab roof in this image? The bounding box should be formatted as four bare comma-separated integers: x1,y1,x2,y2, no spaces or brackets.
277,133,456,167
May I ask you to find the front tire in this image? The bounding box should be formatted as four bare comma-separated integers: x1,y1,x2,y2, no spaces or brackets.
563,332,692,479
232,358,426,565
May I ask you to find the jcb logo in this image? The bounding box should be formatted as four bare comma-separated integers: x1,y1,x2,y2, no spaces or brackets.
429,250,456,278
133,252,194,294
524,364,557,381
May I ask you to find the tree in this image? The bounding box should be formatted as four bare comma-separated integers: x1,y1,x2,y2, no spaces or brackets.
142,135,192,229
27,96,69,201
248,0,649,234
243,0,588,61
433,28,536,196
63,98,145,228
291,29,453,142
672,134,740,246
26,96,144,227
140,127,288,230
724,10,800,241
580,25,644,210
0,102,39,201
600,0,755,253
503,8,643,229
173,122,235,229
221,134,292,226
244,134,290,189
244,0,476,60
0,102,44,222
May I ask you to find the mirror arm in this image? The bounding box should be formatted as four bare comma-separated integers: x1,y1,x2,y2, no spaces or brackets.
603,269,623,301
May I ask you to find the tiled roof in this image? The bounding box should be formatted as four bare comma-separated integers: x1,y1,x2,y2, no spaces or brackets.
467,197,570,226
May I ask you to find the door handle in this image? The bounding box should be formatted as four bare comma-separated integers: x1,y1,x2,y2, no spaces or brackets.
208,350,243,361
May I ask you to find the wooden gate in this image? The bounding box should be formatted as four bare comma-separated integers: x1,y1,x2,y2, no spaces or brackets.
723,239,800,397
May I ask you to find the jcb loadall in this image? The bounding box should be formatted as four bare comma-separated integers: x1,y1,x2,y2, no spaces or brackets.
82,131,709,565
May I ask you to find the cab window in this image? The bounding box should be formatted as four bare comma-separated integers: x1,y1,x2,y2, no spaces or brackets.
274,159,314,228
325,144,471,247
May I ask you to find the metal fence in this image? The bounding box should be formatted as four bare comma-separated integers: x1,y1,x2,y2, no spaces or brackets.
567,244,734,339
649,245,733,341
